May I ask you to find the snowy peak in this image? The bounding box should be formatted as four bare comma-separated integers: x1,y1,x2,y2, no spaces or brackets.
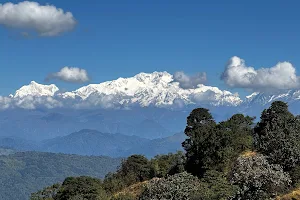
7,72,300,110
61,71,242,107
6,72,243,109
13,81,59,98
133,71,173,84
71,71,174,99
244,90,300,107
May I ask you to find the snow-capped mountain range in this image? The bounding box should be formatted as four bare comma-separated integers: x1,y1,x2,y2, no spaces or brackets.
1,71,241,109
2,71,300,110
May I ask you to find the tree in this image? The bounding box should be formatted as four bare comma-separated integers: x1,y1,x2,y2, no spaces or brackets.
216,114,254,173
183,108,254,176
103,155,151,194
102,172,125,194
54,176,108,200
254,101,300,170
118,155,151,184
230,153,291,200
182,108,217,176
149,151,185,177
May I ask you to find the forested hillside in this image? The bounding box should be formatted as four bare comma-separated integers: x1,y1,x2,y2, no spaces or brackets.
0,151,121,200
31,101,300,200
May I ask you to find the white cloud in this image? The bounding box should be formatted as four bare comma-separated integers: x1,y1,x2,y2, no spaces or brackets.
11,96,62,109
221,56,300,92
47,67,90,83
0,1,76,36
173,71,207,89
74,94,118,109
0,96,12,110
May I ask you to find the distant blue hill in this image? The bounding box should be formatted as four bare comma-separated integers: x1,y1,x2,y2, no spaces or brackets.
0,129,185,158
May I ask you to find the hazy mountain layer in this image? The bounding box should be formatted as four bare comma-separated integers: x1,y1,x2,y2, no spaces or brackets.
0,151,121,200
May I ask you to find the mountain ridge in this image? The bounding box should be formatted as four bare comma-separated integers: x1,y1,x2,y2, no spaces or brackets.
3,71,300,114
3,71,242,109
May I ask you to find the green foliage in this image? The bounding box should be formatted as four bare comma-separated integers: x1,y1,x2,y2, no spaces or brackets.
103,155,151,194
149,151,185,178
216,114,254,172
103,172,126,194
182,108,217,176
31,177,109,200
140,172,200,200
192,170,238,200
54,176,108,200
0,151,120,200
254,101,300,170
30,183,61,200
183,108,254,176
230,153,291,200
118,155,151,184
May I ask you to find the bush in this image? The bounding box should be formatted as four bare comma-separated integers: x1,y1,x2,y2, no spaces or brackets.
230,153,291,200
139,172,200,200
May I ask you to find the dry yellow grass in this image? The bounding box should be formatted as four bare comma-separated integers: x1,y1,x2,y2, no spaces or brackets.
113,180,149,199
276,188,300,200
114,178,161,199
241,151,257,157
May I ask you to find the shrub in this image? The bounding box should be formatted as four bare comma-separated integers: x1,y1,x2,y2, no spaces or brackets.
230,153,291,200
139,172,200,200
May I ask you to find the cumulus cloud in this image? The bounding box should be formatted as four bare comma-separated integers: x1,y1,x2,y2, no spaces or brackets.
46,67,90,83
221,56,300,92
0,96,12,110
173,71,207,89
0,1,76,36
16,96,62,109
0,95,63,110
74,94,119,109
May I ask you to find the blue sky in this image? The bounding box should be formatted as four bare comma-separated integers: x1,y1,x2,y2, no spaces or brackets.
1,0,300,97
